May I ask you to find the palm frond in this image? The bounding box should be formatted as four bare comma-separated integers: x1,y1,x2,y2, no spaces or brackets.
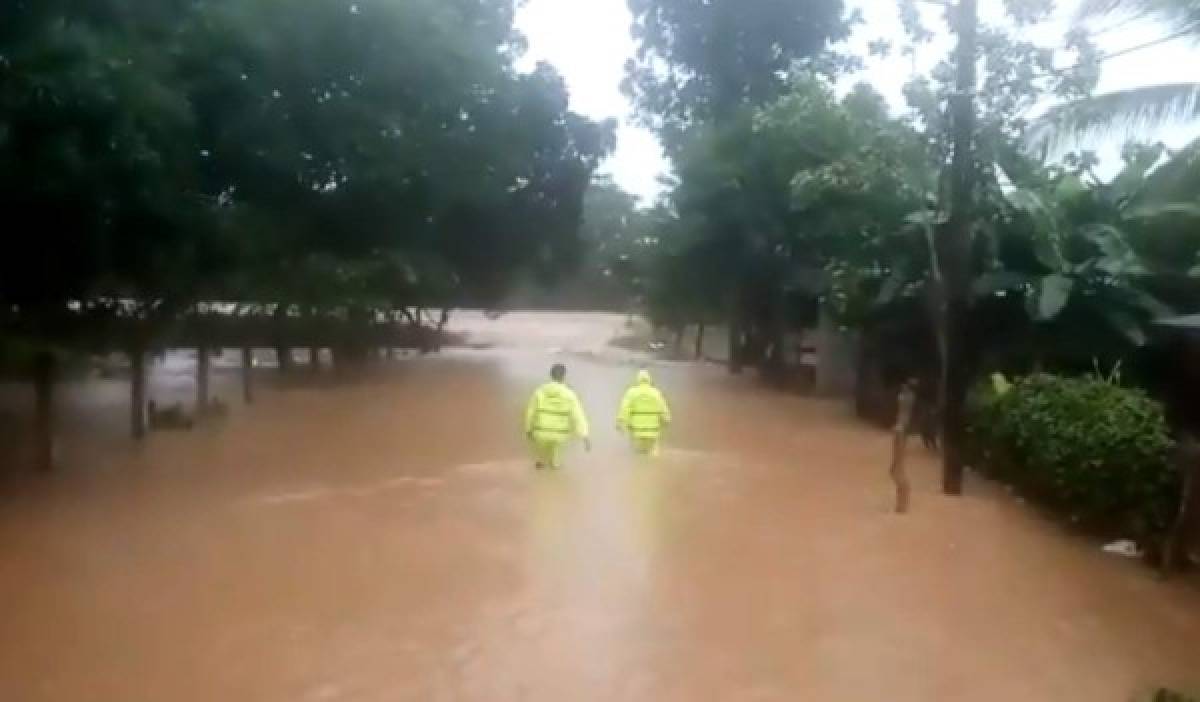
1076,0,1200,38
1027,83,1200,153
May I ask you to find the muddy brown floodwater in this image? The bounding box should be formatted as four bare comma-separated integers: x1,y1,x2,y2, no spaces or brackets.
1,312,1198,701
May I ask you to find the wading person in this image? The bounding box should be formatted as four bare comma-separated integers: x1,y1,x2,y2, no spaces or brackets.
617,369,672,457
525,363,590,470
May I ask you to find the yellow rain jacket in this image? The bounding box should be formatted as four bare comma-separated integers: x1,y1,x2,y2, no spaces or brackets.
525,381,590,444
618,370,671,440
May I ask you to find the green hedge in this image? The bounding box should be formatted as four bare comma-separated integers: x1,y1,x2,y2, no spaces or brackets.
969,373,1179,539
1150,691,1199,702
0,336,43,377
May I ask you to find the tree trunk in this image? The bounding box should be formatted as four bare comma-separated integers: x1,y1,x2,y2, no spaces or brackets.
891,385,917,513
130,345,147,441
729,306,744,374
310,346,321,373
241,346,255,405
937,0,978,496
341,306,370,368
32,350,55,472
744,322,767,373
762,290,787,383
273,304,292,375
196,345,211,415
694,321,706,360
891,430,913,515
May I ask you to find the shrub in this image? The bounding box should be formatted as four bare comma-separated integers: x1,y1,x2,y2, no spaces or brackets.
969,373,1179,539
1147,690,1199,702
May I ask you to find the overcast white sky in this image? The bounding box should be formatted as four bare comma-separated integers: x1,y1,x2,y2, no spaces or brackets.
515,0,1200,203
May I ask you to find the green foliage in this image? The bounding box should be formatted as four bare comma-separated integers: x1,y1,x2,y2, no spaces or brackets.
633,3,1134,376
638,77,930,344
624,0,851,151
643,207,728,330
0,336,44,377
1,0,613,354
970,373,1179,537
0,0,208,309
975,140,1200,368
514,178,662,310
181,0,614,308
623,0,1200,394
900,0,1099,173
1148,689,1200,702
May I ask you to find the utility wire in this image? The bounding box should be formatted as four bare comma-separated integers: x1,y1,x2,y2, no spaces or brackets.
1091,25,1195,65
1039,26,1196,80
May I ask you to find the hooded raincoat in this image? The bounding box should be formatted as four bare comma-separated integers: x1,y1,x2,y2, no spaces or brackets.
617,370,671,454
525,381,589,468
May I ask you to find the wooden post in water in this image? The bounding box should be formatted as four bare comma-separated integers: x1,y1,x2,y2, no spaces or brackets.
32,350,55,472
196,345,211,416
729,294,744,374
890,381,917,514
241,346,255,405
130,345,147,440
273,303,292,376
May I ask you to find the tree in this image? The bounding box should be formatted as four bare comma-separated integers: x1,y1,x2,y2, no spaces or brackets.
1,0,613,462
624,0,855,372
980,160,1177,365
939,0,980,495
623,0,852,151
184,0,613,314
1,0,215,452
643,204,728,348
641,77,930,375
883,0,1105,493
526,178,657,311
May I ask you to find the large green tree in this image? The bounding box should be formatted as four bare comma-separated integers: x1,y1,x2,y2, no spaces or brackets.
623,0,852,151
644,77,928,375
624,0,855,371
1,0,614,464
184,0,614,312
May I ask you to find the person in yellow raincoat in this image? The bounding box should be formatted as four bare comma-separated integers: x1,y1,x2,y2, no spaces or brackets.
617,369,671,456
524,364,590,470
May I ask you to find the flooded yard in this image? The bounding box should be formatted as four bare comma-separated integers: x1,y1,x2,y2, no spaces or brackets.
0,312,1197,701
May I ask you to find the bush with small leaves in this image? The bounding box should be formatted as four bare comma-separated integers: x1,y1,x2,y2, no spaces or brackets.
970,373,1179,539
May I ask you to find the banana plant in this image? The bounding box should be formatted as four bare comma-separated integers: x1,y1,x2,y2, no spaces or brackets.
975,183,1175,347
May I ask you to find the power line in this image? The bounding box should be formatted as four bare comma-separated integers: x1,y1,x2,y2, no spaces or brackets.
1093,26,1196,65
1045,26,1195,79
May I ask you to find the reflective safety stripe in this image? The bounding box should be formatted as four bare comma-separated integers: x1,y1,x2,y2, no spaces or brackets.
629,411,661,433
625,388,664,433
534,392,574,433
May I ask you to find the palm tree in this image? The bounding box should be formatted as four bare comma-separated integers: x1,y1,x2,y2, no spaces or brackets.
1032,0,1200,147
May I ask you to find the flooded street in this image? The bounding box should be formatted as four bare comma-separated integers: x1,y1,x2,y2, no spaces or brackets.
1,313,1198,701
